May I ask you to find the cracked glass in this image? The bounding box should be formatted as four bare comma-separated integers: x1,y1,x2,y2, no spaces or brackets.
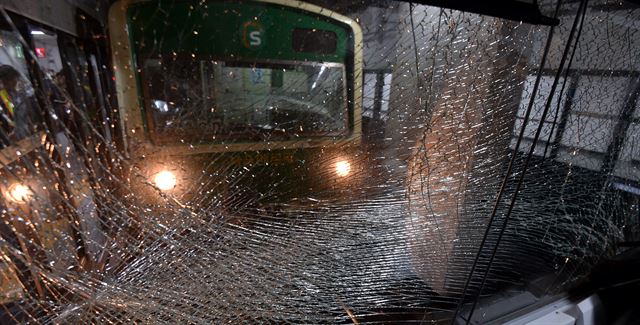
0,0,638,323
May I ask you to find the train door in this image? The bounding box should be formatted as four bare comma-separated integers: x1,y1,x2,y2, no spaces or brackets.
0,15,72,303
0,10,106,304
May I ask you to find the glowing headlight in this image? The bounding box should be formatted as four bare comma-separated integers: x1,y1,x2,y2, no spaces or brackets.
335,160,351,177
7,183,33,204
153,170,177,191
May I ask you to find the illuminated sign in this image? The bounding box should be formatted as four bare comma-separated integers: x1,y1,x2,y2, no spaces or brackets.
14,45,23,59
35,47,46,58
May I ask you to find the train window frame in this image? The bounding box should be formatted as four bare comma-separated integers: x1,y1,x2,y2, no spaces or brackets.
138,56,350,145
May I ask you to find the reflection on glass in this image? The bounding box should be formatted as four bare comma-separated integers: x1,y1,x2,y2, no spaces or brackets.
141,56,347,143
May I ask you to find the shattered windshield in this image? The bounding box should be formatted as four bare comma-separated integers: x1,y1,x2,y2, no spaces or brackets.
0,0,639,324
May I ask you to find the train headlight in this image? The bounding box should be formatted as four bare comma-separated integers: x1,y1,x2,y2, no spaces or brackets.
153,170,177,191
6,183,33,204
335,160,351,177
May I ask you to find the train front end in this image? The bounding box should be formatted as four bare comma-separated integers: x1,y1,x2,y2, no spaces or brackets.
109,0,363,211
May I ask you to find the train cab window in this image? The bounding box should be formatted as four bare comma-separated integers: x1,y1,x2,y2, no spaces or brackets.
27,27,99,141
0,29,41,144
57,34,98,116
141,55,348,144
27,26,80,136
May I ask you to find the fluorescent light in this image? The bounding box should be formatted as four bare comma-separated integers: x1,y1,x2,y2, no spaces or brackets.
30,30,45,35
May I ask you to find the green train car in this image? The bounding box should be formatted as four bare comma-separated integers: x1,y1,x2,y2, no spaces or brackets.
109,0,364,209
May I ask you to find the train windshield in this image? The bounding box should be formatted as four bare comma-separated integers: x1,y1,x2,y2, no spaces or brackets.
141,57,348,143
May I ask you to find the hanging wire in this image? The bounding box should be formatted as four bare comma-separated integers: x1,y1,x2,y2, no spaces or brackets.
459,0,590,323
449,0,565,321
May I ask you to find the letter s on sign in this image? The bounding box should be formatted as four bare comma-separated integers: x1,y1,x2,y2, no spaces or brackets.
242,21,264,49
249,31,262,46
